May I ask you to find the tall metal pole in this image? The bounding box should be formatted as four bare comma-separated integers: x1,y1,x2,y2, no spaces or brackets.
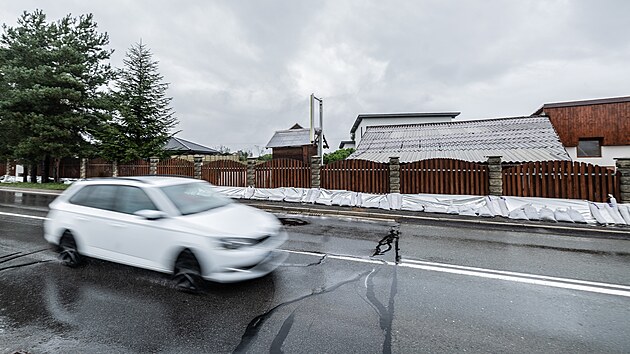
318,98,323,165
309,93,315,143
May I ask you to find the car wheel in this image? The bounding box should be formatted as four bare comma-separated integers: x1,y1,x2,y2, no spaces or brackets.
173,249,203,293
59,231,82,268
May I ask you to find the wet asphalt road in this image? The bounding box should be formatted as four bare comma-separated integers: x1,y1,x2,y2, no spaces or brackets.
1,190,630,353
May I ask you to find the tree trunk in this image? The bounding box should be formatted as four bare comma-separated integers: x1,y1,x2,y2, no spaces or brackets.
30,164,38,183
42,155,50,183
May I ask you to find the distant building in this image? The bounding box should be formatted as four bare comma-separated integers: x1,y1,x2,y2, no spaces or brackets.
266,124,328,164
533,96,630,167
349,112,460,147
349,115,570,163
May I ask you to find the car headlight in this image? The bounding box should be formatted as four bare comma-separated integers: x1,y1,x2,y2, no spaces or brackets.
219,237,259,250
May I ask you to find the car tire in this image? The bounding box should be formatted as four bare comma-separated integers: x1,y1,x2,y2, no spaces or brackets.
58,231,82,268
173,249,203,293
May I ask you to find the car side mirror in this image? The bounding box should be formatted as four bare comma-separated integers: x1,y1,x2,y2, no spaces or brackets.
134,209,167,220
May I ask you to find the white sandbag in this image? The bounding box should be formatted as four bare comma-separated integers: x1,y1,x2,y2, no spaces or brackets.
267,188,286,201
302,188,320,203
361,193,388,209
508,208,528,220
400,195,425,211
244,186,255,199
251,188,274,200
214,186,246,199
498,197,510,217
314,189,335,206
604,204,627,225
619,205,630,224
567,208,587,223
524,204,540,221
446,202,459,214
554,209,573,223
387,193,402,210
458,206,477,217
378,197,391,210
331,191,358,207
588,203,609,224
476,205,494,218
424,205,448,213
484,196,499,216
283,188,306,203
539,207,556,222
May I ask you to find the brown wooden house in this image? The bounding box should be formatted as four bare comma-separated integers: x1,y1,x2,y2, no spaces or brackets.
533,96,630,167
265,124,328,164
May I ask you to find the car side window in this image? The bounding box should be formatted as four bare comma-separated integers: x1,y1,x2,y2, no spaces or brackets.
114,186,158,215
69,185,117,211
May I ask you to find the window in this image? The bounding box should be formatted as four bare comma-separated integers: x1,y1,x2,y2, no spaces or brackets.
115,186,158,214
577,138,602,157
69,185,117,211
161,182,231,215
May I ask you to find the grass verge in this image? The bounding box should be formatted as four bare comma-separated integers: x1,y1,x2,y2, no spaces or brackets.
0,182,69,191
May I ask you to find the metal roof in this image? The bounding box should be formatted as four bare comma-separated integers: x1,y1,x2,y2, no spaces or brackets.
164,136,219,155
350,112,460,134
348,115,570,163
266,127,322,148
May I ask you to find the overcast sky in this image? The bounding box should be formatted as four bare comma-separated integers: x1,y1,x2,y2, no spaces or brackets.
1,1,628,155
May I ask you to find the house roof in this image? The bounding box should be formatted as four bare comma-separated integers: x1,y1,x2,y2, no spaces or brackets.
266,127,325,148
164,136,219,155
533,95,630,115
350,112,461,134
348,115,570,163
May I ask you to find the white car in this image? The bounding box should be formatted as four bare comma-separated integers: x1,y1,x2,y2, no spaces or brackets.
44,176,287,291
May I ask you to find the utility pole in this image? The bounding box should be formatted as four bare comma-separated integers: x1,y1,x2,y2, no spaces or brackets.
310,93,324,165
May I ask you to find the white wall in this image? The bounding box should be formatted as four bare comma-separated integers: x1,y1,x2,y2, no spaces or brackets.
356,116,454,145
566,146,630,167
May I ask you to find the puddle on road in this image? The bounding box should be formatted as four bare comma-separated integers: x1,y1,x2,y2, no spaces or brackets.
278,217,309,226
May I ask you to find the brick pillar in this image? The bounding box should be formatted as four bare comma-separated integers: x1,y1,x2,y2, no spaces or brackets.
617,158,630,204
80,158,87,179
194,155,203,180
311,156,321,189
389,156,400,194
487,156,502,196
5,159,9,176
112,161,118,177
247,158,256,187
149,157,159,175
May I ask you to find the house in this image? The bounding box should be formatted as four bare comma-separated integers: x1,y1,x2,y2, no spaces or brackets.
533,96,630,167
348,112,460,147
266,124,328,164
348,115,570,163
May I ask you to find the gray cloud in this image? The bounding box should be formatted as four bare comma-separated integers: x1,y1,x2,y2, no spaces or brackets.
2,0,628,153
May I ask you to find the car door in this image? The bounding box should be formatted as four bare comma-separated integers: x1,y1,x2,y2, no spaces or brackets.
66,184,121,259
107,185,175,272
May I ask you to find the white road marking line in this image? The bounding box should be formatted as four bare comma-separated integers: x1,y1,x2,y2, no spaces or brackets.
0,211,47,220
280,249,630,298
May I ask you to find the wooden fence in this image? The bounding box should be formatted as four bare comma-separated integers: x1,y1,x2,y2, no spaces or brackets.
119,159,150,176
400,159,488,195
502,161,619,202
203,160,247,187
321,159,389,194
157,158,194,177
255,159,311,188
0,163,5,176
86,158,113,178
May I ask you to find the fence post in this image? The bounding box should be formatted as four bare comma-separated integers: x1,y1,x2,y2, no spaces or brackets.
149,157,159,175
389,157,400,194
617,158,630,204
311,156,321,189
194,155,203,180
5,159,9,176
247,158,256,187
487,156,502,196
112,161,118,177
80,158,87,179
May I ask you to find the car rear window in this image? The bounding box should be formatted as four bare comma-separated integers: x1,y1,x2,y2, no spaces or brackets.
69,185,117,211
161,182,231,215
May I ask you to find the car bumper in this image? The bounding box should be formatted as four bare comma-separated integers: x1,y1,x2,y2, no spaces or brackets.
203,249,288,283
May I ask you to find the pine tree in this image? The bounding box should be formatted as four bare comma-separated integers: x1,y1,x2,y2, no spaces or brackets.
97,41,177,163
0,10,114,181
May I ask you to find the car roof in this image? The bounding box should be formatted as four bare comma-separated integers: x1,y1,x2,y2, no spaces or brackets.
79,176,202,187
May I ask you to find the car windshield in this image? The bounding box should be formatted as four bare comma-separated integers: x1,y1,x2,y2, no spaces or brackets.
161,182,232,215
